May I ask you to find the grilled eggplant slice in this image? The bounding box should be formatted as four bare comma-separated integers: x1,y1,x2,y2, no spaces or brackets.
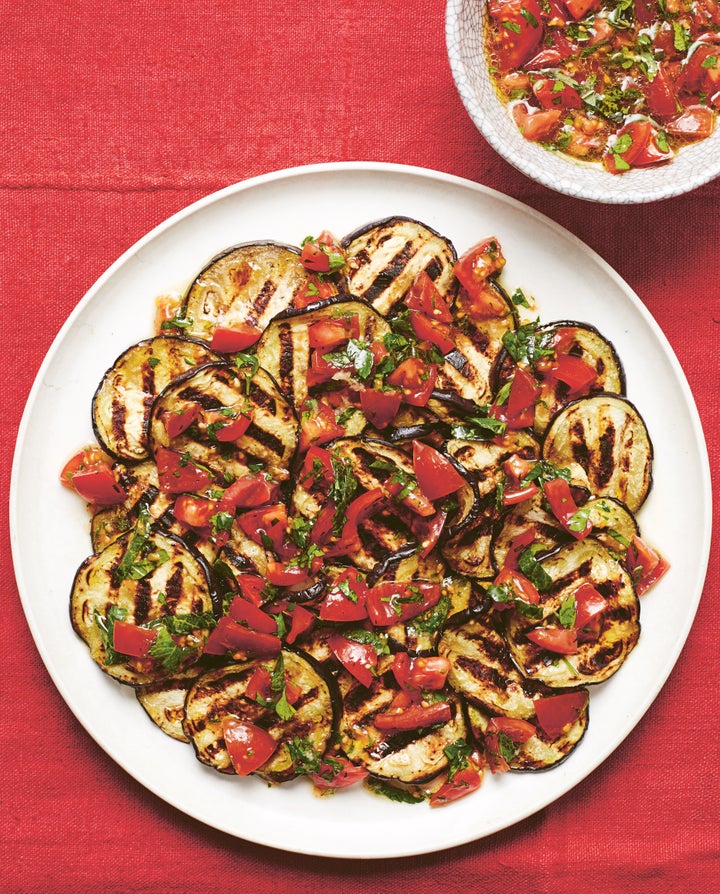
136,666,207,742
339,659,468,785
254,298,391,411
492,321,625,435
92,336,221,461
70,528,215,685
148,361,297,484
342,217,457,316
542,394,652,512
466,698,588,771
439,615,545,720
182,650,339,783
181,242,314,342
504,539,640,687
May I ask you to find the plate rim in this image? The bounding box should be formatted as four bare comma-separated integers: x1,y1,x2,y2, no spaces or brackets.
10,161,713,859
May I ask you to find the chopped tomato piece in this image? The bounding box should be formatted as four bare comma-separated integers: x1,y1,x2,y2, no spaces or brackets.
545,352,598,395
69,464,126,506
112,621,158,658
626,534,670,595
386,357,437,407
327,633,378,687
173,494,218,529
489,0,543,71
308,320,353,350
265,560,314,588
201,407,252,442
604,120,673,173
222,718,277,776
646,65,680,117
543,477,592,539
299,399,345,452
404,270,453,322
454,236,505,297
409,311,456,354
295,275,336,308
534,691,588,738
533,78,583,110
525,626,579,654
162,402,200,438
487,715,536,743
408,656,451,691
412,441,466,501
366,579,442,626
228,595,278,634
300,232,344,273
485,715,537,773
300,445,335,491
494,367,540,429
235,573,267,607
429,764,484,807
210,323,262,353
374,701,452,732
155,446,212,494
319,568,368,622
285,604,315,645
237,503,288,551
413,508,448,558
360,387,402,429
664,105,715,139
204,616,281,657
494,566,541,605
573,582,607,640
311,757,369,791
218,474,276,510
502,527,537,570
512,103,562,142
61,447,126,505
564,0,601,19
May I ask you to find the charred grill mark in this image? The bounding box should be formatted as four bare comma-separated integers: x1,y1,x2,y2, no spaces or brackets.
111,398,128,443
244,420,285,461
245,279,277,326
177,386,224,410
141,364,157,395
249,384,277,413
368,729,429,761
595,422,618,489
277,324,296,398
570,420,591,469
133,577,152,625
163,563,185,610
425,257,443,281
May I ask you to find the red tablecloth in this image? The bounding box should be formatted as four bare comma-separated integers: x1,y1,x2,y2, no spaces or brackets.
2,1,718,890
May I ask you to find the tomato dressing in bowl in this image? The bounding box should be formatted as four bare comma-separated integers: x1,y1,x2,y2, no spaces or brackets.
484,0,719,173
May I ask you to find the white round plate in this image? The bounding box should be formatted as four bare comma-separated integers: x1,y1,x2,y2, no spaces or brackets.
10,163,711,859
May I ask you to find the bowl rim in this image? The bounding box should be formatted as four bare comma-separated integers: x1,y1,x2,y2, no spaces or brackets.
445,0,720,203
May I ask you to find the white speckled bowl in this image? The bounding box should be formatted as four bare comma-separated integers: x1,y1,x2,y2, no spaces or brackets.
446,0,720,202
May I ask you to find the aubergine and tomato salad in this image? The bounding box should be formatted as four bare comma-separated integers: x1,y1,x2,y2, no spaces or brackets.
64,217,668,806
485,0,719,172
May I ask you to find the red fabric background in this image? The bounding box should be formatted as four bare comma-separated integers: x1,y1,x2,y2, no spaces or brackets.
2,1,718,890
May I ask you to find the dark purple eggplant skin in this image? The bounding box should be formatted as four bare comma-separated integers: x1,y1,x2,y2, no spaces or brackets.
90,335,224,460
265,291,357,321
339,215,458,260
